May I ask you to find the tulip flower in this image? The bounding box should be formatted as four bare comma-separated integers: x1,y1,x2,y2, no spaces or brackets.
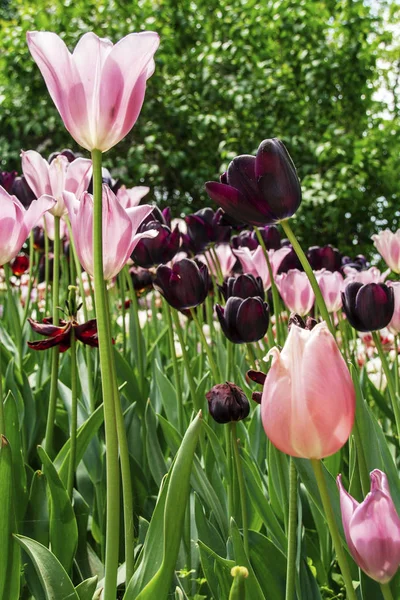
131,221,180,268
10,254,30,276
372,229,400,274
117,185,150,209
216,296,269,344
276,269,315,316
205,138,302,226
307,245,342,272
231,230,259,251
0,186,55,265
10,176,36,209
64,185,157,280
201,244,237,279
21,150,92,217
343,265,388,285
184,208,231,253
387,282,400,334
253,225,281,250
337,470,400,583
341,282,394,332
28,317,99,351
154,258,210,310
206,382,250,424
261,321,355,458
27,31,160,152
276,247,303,273
233,246,291,290
221,274,265,301
0,170,17,193
315,270,344,313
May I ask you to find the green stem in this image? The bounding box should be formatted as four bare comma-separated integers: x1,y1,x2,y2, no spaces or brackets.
285,458,297,600
395,335,399,396
231,422,249,557
380,582,395,600
0,341,4,436
44,216,61,456
225,426,234,526
246,343,257,370
280,220,335,337
310,459,357,600
165,303,184,432
67,328,77,500
44,219,50,315
372,331,400,438
171,309,199,411
91,149,120,600
120,275,127,357
352,417,370,496
337,311,350,361
226,340,233,380
124,266,144,396
190,308,221,382
22,231,36,326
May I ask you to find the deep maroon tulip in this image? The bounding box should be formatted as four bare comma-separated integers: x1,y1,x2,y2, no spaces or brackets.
131,221,180,268
206,382,250,424
10,176,36,208
205,138,301,226
307,245,342,272
341,282,394,332
0,170,17,193
246,368,267,404
129,266,154,292
10,254,30,276
184,207,231,253
28,317,99,352
231,230,259,251
341,254,370,273
221,274,265,300
216,296,269,344
48,148,78,163
252,225,281,250
154,258,210,310
276,247,303,273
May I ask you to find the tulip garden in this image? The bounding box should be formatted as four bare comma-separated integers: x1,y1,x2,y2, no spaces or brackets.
1,24,400,600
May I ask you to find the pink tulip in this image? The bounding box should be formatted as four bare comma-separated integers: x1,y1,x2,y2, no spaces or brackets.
21,150,92,217
372,229,400,274
315,269,344,313
387,281,400,334
343,266,389,285
202,244,236,278
64,185,157,280
261,322,355,458
276,269,315,316
233,246,291,289
27,31,160,152
337,470,400,583
116,185,150,209
0,186,55,265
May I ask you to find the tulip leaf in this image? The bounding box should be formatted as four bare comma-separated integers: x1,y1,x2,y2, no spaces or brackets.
230,520,266,600
153,359,178,427
0,436,20,600
198,540,235,599
75,575,98,600
14,535,79,600
4,391,28,522
144,400,168,486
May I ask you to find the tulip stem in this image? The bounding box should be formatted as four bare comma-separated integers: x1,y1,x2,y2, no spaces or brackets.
280,220,335,337
394,335,399,396
44,215,61,456
67,327,77,500
91,148,120,600
172,309,199,411
43,219,50,315
165,302,184,432
310,459,357,600
254,227,284,346
380,582,395,600
285,458,297,600
124,266,145,397
372,331,400,438
231,422,249,557
22,231,36,327
0,341,4,437
190,308,221,382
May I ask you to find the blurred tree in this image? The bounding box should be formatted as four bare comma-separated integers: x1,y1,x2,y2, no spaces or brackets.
0,0,399,256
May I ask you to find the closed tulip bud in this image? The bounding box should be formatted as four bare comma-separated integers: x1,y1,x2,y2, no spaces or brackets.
10,254,30,276
185,207,231,253
216,296,269,344
337,470,400,584
231,230,259,251
205,138,301,226
131,222,180,268
261,322,355,458
154,258,210,310
10,176,36,209
315,270,344,313
341,282,394,332
276,270,315,316
307,245,342,272
372,229,400,274
252,225,281,250
0,170,17,193
206,382,250,424
222,274,265,300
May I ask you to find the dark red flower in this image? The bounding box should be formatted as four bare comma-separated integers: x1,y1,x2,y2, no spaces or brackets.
27,317,99,352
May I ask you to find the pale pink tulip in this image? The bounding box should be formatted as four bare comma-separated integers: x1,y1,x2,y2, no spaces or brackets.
27,31,160,152
343,266,389,285
21,150,92,217
261,322,355,458
372,229,400,274
0,186,55,265
337,470,400,583
387,281,400,334
203,244,236,278
276,269,315,316
315,269,344,313
116,185,150,209
233,246,291,289
64,185,157,280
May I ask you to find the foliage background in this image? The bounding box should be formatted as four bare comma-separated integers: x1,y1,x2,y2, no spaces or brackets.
0,0,399,256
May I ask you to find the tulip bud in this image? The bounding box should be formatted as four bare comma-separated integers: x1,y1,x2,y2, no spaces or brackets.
276,270,315,316
372,229,400,274
341,282,394,332
252,225,281,250
206,382,250,424
231,230,259,251
10,254,29,276
221,274,265,301
185,208,231,253
10,176,36,208
307,245,342,272
154,258,210,310
315,270,344,313
216,296,269,344
337,470,400,584
205,138,301,226
131,221,180,268
0,170,17,193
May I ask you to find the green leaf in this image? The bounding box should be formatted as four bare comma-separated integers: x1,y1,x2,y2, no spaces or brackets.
145,400,168,486
247,530,286,600
14,535,79,600
75,576,98,600
198,540,235,599
4,391,28,522
37,446,78,574
153,359,178,427
230,520,266,600
0,436,20,599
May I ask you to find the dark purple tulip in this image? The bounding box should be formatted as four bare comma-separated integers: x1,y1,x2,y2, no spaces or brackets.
48,148,77,163
205,138,301,226
154,258,210,310
131,222,180,268
10,176,36,208
206,382,250,424
141,205,169,228
216,296,269,343
341,282,394,332
277,247,303,273
341,254,370,273
184,207,231,253
231,230,259,251
307,245,342,272
129,266,154,292
0,170,17,193
252,225,281,250
221,274,265,301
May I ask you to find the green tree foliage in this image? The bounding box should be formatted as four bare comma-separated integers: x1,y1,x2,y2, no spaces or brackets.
0,0,399,255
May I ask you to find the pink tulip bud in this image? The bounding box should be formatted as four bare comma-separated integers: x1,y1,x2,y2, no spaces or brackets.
64,185,157,280
315,269,344,313
27,31,159,152
276,269,315,316
261,322,355,458
372,229,400,274
0,186,55,265
233,246,291,290
337,470,400,583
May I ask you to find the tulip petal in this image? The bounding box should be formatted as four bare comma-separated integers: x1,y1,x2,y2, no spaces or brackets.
21,150,52,198
65,158,93,198
205,182,271,227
